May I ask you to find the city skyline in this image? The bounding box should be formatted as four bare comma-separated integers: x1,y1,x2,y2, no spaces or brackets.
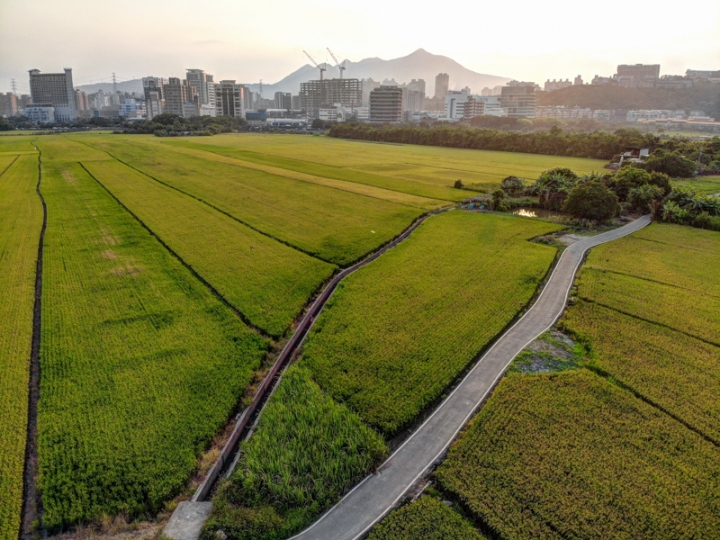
1,0,718,94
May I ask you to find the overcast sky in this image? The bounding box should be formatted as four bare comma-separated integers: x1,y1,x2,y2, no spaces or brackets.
1,0,718,93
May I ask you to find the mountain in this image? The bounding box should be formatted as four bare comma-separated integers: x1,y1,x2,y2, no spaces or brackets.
247,49,511,97
76,50,511,99
77,79,144,94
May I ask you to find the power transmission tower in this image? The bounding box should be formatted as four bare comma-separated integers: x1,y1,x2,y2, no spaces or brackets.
112,73,117,93
259,79,263,98
11,79,17,95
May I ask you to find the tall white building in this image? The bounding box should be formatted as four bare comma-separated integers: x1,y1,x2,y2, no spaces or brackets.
187,69,217,116
28,68,76,122
445,90,469,120
143,77,164,119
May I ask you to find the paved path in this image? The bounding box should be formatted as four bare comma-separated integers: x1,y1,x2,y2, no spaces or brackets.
290,215,652,540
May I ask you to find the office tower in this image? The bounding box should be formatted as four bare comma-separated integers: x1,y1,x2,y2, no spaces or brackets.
28,67,76,121
164,77,188,116
274,91,291,109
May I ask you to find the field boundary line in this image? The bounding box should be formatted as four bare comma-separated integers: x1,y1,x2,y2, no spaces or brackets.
20,143,47,540
164,143,454,204
586,365,720,448
161,143,445,210
583,266,719,298
186,209,446,503
0,154,20,178
287,215,651,540
579,297,720,348
67,136,339,265
77,161,272,339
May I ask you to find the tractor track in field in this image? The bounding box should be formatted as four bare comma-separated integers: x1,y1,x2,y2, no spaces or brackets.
21,144,47,540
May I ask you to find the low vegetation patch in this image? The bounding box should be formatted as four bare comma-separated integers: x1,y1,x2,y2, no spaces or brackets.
203,365,386,540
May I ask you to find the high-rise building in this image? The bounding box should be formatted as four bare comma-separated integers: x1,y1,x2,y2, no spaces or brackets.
143,76,164,119
0,93,18,117
164,77,188,116
186,69,216,116
615,64,660,87
434,73,449,100
299,78,362,119
369,85,403,123
28,68,76,121
274,91,291,109
401,79,426,112
499,81,536,118
215,80,246,118
361,78,381,107
574,75,584,86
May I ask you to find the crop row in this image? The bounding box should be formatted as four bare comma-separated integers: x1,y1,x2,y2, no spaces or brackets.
175,133,606,195
367,496,486,540
436,370,720,539
72,135,426,266
0,154,43,540
36,154,268,530
78,154,335,337
203,365,386,540
302,211,562,435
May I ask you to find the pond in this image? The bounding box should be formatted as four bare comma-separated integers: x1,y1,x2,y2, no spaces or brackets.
511,207,567,219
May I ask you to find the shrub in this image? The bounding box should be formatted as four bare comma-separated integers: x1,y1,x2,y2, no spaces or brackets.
660,201,688,224
612,166,651,201
500,176,525,196
628,184,664,214
454,179,465,189
563,181,619,221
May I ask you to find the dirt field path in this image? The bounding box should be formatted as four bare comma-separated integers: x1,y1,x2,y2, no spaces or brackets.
288,214,652,540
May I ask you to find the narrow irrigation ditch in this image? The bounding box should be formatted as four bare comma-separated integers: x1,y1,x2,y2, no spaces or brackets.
21,145,47,540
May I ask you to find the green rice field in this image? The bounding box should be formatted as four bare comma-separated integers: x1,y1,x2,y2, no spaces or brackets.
0,152,43,540
0,132,649,534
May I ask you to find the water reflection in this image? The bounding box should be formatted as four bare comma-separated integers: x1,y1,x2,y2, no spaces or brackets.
511,207,566,219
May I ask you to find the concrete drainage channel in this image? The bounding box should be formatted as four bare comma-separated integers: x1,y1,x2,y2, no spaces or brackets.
163,211,444,540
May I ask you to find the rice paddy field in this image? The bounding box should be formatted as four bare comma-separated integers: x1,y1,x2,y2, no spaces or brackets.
204,210,562,539
0,131,678,536
367,497,486,540
0,152,43,540
436,370,720,539
161,134,608,194
36,148,268,530
302,211,562,435
433,223,720,539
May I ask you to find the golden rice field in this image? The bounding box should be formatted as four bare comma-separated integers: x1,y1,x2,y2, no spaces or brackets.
436,370,720,539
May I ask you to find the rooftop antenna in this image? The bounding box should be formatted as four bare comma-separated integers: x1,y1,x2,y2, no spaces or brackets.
11,79,17,95
112,72,117,93
327,48,346,79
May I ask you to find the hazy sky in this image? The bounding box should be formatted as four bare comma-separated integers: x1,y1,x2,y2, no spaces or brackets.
1,0,718,93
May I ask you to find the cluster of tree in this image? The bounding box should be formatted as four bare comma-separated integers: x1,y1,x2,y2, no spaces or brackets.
329,124,719,168
122,114,245,136
536,82,720,119
491,166,720,230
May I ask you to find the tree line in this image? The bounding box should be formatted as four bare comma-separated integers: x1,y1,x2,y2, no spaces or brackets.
328,124,720,174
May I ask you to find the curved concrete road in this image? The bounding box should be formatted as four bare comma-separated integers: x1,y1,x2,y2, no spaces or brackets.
289,215,652,540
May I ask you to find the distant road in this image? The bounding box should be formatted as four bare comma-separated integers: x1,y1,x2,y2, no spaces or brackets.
289,214,652,540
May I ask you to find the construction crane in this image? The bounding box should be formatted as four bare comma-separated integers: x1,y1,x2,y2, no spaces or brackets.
326,48,346,79
303,50,327,81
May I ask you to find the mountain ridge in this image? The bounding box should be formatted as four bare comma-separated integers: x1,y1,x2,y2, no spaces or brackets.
76,49,512,100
